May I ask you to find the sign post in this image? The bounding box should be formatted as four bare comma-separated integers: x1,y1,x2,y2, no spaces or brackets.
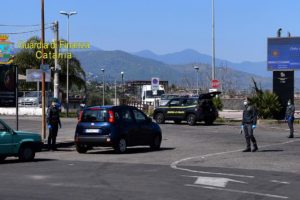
151,77,159,107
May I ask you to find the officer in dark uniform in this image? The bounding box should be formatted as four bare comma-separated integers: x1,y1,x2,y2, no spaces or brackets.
241,97,258,152
47,99,62,150
285,99,295,138
77,100,87,120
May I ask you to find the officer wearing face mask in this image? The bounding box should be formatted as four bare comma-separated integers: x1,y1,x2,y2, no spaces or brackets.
241,97,258,152
285,99,295,138
47,99,62,151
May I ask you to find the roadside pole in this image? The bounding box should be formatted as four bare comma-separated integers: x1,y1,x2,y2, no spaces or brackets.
41,0,46,140
15,65,18,130
53,21,60,99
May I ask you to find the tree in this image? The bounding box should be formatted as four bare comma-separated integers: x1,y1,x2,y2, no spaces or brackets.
250,78,281,119
13,36,86,93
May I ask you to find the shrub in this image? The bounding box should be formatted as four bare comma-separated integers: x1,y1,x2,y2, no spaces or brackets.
250,79,282,119
213,96,223,111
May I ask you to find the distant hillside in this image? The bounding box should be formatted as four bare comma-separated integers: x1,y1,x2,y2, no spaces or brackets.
133,49,269,77
73,50,272,90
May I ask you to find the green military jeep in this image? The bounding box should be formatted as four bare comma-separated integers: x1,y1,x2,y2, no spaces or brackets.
0,119,43,162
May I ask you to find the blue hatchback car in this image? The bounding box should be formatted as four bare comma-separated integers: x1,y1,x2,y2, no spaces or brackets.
75,105,162,153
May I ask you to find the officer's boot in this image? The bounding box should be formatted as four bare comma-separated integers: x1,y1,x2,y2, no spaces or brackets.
252,144,258,152
251,136,258,152
243,137,251,152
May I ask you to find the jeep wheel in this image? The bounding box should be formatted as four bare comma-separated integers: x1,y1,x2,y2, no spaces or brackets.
0,156,6,162
114,138,127,153
205,119,214,125
155,113,165,124
76,144,88,154
174,120,181,124
150,134,162,150
19,145,35,162
187,114,196,126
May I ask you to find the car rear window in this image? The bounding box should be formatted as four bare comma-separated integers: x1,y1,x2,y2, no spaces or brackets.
81,109,108,122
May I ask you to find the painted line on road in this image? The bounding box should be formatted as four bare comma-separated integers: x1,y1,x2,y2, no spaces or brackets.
185,184,288,199
171,139,299,178
271,180,290,185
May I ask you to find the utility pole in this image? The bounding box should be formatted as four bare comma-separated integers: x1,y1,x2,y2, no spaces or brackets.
41,0,46,140
53,21,60,99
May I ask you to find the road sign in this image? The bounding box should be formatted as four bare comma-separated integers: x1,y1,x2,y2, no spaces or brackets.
40,64,50,72
0,35,14,65
151,77,159,91
268,37,300,71
211,79,220,88
26,69,51,82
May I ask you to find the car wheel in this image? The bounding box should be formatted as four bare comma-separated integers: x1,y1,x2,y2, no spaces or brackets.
19,145,35,162
150,134,162,150
76,144,88,154
187,114,196,126
155,113,165,124
114,138,127,153
174,120,181,124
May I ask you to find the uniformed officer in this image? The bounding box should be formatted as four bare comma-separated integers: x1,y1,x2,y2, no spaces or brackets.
285,99,295,138
47,99,62,151
241,97,258,152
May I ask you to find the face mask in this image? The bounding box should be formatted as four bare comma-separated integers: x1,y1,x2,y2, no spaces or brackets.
243,101,248,106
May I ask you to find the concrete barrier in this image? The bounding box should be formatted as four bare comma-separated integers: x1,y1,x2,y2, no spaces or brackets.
0,107,42,116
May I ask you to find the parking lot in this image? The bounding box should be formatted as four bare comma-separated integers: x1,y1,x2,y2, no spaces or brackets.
1,116,300,200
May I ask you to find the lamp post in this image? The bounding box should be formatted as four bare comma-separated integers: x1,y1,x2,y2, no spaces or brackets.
60,10,77,117
212,0,216,81
101,68,105,106
194,66,199,95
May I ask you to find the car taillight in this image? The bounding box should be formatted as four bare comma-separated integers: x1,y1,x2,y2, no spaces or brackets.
108,110,115,123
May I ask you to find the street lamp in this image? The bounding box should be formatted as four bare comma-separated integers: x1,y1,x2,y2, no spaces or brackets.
194,66,199,95
101,68,105,106
212,0,216,81
60,10,77,117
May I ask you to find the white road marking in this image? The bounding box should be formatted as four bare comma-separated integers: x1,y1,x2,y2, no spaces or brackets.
185,184,289,199
28,175,49,180
182,175,247,188
271,180,290,185
171,139,299,178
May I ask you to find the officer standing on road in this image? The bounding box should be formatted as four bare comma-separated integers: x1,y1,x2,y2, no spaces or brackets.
285,99,295,138
241,97,258,152
77,100,87,120
47,99,62,151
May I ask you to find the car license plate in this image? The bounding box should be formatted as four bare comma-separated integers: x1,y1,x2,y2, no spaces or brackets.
85,129,99,133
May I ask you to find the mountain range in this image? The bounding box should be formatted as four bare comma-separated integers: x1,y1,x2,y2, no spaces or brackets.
73,49,273,91
133,49,270,77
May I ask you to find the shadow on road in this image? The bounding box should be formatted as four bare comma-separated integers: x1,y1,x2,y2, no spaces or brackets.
163,121,226,126
0,158,55,165
88,147,176,155
42,141,75,152
259,149,284,152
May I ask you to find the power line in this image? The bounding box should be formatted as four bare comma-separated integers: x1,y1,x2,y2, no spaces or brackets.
0,25,53,35
0,23,52,27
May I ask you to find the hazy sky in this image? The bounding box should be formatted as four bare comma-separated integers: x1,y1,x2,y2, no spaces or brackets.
2,0,300,62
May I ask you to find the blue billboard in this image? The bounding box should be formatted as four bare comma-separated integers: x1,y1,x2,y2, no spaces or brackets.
267,37,300,71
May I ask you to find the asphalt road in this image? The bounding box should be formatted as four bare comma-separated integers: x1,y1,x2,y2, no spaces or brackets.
1,116,300,200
